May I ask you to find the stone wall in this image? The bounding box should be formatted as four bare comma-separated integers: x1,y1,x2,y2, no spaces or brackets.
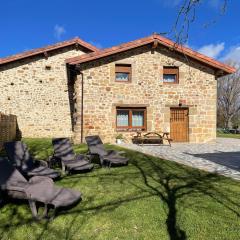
75,45,217,143
0,46,85,138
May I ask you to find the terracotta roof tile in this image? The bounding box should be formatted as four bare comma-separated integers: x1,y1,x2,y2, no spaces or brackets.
0,37,98,65
66,34,235,75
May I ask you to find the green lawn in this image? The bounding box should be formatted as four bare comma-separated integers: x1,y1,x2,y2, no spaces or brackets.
0,138,240,240
217,132,240,139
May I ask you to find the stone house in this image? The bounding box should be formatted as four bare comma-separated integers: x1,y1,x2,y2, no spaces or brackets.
0,34,235,143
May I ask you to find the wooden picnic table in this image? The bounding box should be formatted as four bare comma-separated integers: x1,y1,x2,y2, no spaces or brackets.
132,131,172,146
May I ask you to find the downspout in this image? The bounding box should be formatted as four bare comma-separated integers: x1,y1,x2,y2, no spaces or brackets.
80,71,84,143
74,65,84,143
66,64,74,132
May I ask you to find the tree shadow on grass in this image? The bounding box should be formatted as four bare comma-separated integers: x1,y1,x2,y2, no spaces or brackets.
129,153,240,240
0,148,240,240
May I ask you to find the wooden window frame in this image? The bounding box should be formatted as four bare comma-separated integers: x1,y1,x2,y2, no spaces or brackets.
116,107,147,131
163,66,179,84
115,64,132,83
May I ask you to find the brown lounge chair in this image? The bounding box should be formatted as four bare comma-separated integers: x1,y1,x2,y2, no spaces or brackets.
4,141,61,180
85,135,129,168
51,138,94,174
0,159,81,219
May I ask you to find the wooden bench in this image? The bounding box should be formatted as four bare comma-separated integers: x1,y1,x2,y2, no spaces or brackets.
132,132,172,146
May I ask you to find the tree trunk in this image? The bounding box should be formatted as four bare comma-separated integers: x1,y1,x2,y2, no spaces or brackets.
226,115,233,129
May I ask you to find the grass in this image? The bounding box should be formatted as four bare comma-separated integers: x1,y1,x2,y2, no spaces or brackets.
217,132,240,139
0,138,240,240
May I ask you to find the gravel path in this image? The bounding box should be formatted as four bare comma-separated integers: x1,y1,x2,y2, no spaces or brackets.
119,138,240,181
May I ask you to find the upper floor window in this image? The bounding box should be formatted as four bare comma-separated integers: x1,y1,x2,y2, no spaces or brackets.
115,64,131,82
163,66,179,84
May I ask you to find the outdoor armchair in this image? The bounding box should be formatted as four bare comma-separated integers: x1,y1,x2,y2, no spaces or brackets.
52,138,94,173
85,135,128,168
0,159,81,219
4,141,60,180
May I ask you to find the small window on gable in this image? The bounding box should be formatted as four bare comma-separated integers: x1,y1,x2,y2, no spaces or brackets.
163,66,179,84
45,65,51,70
115,64,131,82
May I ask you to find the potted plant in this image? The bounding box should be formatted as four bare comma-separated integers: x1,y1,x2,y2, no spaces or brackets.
116,134,124,144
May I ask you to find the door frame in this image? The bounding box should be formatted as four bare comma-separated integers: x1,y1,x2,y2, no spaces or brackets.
170,107,189,142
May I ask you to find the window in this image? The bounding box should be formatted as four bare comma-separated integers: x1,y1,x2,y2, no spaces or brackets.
163,66,179,84
116,107,146,131
115,64,131,82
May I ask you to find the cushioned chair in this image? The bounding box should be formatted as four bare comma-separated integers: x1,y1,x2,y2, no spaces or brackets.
0,159,81,219
4,141,60,180
85,135,128,168
52,138,94,173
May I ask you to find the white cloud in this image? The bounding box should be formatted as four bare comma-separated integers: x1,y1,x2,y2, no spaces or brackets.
54,25,66,40
221,46,240,62
198,42,225,59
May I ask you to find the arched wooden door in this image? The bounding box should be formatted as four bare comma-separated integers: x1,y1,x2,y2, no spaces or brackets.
170,108,189,142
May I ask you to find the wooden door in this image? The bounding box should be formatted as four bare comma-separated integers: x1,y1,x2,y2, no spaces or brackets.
170,108,189,142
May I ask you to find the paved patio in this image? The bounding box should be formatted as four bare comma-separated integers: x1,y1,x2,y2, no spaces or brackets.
120,138,240,181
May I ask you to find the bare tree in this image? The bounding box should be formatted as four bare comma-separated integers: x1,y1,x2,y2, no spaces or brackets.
218,62,240,128
170,0,228,45
168,1,240,130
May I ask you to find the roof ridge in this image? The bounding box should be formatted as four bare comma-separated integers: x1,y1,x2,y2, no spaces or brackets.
0,37,98,65
66,34,235,75
66,35,154,64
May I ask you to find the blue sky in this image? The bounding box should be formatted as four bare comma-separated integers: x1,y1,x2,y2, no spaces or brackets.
1,0,240,62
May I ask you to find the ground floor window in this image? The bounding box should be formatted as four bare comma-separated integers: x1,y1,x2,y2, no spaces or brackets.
116,107,146,131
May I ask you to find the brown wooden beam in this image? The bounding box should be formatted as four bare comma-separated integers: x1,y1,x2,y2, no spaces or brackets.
75,43,79,50
215,69,225,77
152,40,158,49
114,104,150,107
43,51,48,59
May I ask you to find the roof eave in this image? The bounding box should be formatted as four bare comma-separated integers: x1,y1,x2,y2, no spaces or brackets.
154,35,236,75
0,37,98,66
66,38,154,65
66,35,236,76
75,39,99,52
